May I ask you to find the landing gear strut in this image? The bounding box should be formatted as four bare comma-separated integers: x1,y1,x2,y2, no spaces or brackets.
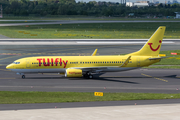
22,75,25,79
17,73,25,79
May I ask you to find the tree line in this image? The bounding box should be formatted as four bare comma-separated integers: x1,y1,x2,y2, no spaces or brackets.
0,0,180,17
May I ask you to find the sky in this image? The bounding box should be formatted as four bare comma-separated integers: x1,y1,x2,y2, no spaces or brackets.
75,0,177,3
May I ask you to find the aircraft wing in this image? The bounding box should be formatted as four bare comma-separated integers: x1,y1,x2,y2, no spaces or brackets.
69,66,108,73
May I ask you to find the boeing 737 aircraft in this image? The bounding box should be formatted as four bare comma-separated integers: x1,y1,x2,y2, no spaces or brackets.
6,26,166,79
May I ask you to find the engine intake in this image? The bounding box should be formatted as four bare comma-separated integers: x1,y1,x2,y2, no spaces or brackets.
65,69,82,77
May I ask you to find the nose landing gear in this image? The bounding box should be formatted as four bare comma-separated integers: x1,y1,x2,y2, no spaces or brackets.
22,75,25,79
16,73,25,79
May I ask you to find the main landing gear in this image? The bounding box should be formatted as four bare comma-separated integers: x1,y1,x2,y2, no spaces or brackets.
83,72,93,79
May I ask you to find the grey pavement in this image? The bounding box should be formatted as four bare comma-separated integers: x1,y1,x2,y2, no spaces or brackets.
0,39,178,45
0,34,9,39
0,99,180,111
0,20,180,26
1,103,180,120
0,67,180,93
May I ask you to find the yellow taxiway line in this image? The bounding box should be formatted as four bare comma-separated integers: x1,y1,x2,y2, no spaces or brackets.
141,73,168,82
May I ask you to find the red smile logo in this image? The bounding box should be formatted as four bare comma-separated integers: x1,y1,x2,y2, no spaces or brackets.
148,40,162,51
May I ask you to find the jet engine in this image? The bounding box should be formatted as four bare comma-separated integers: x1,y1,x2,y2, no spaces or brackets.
65,69,82,77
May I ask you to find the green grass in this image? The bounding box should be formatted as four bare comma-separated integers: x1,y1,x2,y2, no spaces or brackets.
0,91,180,104
0,22,180,38
144,50,180,69
154,50,180,65
145,65,180,69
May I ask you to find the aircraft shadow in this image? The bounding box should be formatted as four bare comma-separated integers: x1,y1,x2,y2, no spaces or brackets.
24,76,139,84
91,77,139,84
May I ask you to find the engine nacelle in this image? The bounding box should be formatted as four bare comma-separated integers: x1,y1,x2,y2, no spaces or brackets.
65,69,82,78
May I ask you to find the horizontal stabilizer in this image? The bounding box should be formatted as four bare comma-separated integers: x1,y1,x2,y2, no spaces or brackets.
149,57,168,60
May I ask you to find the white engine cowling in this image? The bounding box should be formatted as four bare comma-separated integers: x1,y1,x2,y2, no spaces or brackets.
65,69,82,78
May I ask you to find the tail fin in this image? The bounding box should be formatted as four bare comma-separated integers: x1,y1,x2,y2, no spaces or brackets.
128,26,166,56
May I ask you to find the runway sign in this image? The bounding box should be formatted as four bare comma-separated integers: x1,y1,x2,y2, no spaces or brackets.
159,54,166,56
171,53,180,55
94,92,103,96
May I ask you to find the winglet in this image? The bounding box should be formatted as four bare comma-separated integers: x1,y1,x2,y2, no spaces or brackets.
91,49,98,56
120,56,131,67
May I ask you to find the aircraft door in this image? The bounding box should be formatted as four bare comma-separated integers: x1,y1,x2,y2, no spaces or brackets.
26,59,31,68
137,58,140,67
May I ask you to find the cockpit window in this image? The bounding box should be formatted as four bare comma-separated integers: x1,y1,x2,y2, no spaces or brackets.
13,62,20,64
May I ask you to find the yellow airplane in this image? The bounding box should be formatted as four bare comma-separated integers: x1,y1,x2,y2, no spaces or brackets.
6,26,166,79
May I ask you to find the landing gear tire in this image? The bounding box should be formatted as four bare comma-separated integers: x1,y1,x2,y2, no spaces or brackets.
88,75,93,79
83,73,93,79
22,75,25,79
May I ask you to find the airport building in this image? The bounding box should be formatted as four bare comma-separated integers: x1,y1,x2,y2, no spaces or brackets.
175,12,180,18
126,1,149,7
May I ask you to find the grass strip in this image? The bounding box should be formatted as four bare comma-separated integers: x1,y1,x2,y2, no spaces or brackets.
144,66,180,69
0,22,180,39
154,50,180,65
0,91,180,104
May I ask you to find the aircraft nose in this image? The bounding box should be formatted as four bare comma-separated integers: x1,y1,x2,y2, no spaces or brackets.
6,64,14,69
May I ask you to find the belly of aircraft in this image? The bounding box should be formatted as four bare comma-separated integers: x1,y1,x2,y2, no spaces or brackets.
9,68,66,73
9,67,138,73
102,67,138,72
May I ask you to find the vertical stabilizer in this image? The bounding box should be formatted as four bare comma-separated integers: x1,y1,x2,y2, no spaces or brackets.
128,26,166,56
